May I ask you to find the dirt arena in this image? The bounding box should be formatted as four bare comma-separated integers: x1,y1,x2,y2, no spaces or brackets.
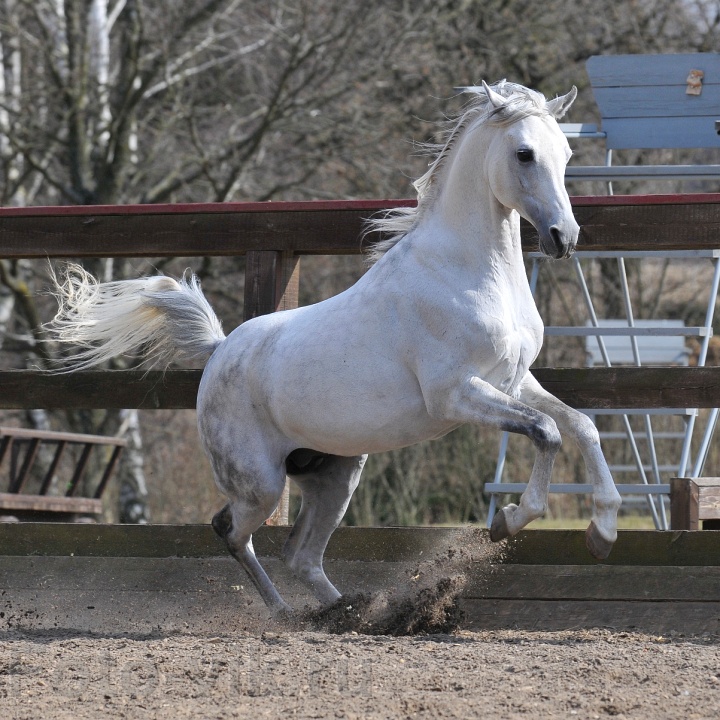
2,524,719,718
1,625,719,719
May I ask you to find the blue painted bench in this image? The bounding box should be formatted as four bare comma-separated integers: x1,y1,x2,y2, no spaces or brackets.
563,52,720,184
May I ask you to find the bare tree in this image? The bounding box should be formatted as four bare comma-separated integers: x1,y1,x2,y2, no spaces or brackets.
1,0,718,524
0,0,440,520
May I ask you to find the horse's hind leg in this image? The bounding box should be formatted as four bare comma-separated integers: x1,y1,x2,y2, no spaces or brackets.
211,475,291,614
282,454,367,605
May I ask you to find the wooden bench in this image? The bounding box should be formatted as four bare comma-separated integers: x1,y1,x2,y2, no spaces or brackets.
563,52,720,184
670,477,720,530
0,426,127,522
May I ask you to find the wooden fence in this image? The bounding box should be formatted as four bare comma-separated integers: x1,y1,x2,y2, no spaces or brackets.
1,523,719,633
1,193,720,410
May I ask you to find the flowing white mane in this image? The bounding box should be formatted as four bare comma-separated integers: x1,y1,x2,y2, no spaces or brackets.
365,81,550,264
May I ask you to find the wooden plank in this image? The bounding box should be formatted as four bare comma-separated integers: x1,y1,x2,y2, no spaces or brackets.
0,587,265,634
0,493,101,514
587,52,720,88
572,201,720,251
500,528,720,566
670,477,697,531
0,197,720,258
0,205,392,258
0,555,386,632
1,555,720,635
1,367,720,410
275,251,300,313
0,425,127,446
590,86,720,119
0,198,408,218
93,444,124,499
462,598,720,634
0,521,230,558
531,366,720,409
0,369,202,409
0,435,11,467
243,251,299,319
65,443,93,497
39,440,66,495
1,559,719,635
243,250,280,319
0,524,719,566
2,556,717,603
0,556,406,597
693,478,720,486
566,164,720,179
698,482,720,520
8,437,40,493
598,117,720,149
571,193,720,206
465,564,720,601
261,269,293,507
593,84,720,119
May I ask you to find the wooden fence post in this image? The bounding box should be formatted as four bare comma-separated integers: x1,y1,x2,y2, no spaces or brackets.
670,477,697,531
243,250,300,525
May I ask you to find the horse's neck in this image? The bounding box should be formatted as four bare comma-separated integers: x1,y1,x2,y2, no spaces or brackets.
417,134,524,273
415,187,524,277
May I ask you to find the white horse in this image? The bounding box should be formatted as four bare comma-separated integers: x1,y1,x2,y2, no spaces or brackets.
50,81,621,614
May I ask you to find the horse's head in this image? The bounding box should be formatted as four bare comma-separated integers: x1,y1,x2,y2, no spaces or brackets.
481,82,580,259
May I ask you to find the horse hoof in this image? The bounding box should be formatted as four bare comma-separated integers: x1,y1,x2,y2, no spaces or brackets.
585,521,614,560
277,606,294,619
489,509,511,542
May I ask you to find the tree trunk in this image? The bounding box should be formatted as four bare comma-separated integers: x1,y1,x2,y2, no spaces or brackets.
117,408,150,524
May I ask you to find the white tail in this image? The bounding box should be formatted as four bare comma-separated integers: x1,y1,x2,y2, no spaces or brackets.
48,264,226,371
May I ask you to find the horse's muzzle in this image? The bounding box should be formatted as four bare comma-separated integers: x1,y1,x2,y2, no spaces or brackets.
541,222,579,259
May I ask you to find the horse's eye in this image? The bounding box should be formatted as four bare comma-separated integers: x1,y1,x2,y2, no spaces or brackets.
517,149,535,163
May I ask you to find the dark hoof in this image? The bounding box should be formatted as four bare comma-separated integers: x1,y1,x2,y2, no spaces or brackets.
585,521,614,560
489,509,511,542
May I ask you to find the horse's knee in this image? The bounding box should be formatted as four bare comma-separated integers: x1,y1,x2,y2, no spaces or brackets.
571,412,601,446
528,415,561,453
211,504,249,558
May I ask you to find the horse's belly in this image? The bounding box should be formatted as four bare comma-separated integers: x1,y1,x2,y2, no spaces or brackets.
273,367,455,455
286,414,456,456
200,317,454,457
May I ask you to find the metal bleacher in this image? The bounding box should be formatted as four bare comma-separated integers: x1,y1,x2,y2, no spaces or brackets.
486,53,720,530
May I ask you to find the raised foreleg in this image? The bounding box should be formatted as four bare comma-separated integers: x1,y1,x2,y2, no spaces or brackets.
423,375,563,539
516,373,621,559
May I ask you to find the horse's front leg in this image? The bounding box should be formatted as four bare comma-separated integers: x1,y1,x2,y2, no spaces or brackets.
516,374,622,560
424,375,562,538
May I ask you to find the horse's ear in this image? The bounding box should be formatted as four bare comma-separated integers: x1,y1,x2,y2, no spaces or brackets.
482,80,506,109
547,86,577,119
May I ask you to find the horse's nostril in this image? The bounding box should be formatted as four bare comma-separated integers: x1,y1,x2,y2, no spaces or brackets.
549,226,565,257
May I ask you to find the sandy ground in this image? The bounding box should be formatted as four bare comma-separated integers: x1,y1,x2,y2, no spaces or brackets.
1,626,719,719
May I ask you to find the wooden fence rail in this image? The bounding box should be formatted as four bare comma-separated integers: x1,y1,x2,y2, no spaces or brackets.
0,366,718,410
0,193,719,411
